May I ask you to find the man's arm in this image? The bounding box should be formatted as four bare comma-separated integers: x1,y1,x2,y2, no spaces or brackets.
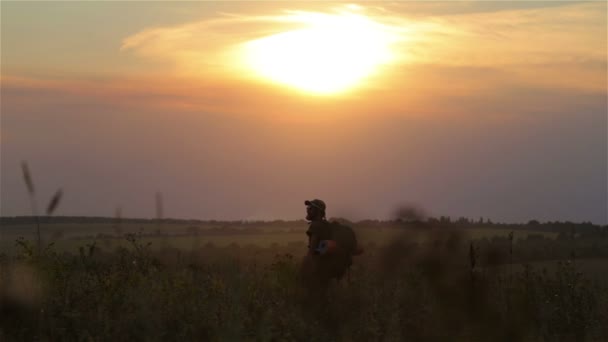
308,234,320,256
306,222,323,256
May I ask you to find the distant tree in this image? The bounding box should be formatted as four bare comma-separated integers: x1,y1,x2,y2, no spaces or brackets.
528,219,540,225
456,217,469,225
427,217,439,224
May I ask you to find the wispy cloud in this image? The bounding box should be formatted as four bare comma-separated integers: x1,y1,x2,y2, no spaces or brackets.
120,2,605,95
4,2,604,118
119,4,417,83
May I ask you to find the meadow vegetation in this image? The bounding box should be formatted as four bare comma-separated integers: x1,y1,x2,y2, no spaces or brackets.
1,217,607,341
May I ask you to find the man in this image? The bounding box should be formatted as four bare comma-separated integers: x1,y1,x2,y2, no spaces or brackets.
304,199,331,256
301,198,356,296
301,199,332,296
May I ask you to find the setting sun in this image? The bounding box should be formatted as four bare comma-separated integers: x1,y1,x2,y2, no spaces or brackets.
240,11,399,94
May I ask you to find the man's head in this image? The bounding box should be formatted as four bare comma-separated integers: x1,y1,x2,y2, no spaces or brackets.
305,199,326,221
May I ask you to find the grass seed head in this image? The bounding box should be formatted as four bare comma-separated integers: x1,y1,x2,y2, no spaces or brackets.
21,161,35,195
46,189,63,215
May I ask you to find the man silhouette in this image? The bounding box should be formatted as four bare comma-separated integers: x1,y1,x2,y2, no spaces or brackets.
305,199,331,255
300,199,335,297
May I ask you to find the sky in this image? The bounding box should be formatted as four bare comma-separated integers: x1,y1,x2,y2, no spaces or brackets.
1,1,606,223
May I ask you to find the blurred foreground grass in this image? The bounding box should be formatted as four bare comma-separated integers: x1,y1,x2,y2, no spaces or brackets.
1,223,607,341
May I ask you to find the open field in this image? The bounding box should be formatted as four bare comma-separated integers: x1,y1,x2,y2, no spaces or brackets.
0,220,558,254
2,218,607,340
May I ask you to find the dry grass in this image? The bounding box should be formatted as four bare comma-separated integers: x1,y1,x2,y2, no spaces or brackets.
1,229,607,341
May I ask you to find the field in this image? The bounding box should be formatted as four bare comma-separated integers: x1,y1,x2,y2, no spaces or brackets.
1,218,607,341
0,220,558,253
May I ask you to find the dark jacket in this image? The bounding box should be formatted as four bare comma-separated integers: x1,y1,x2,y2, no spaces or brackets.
304,220,352,282
306,220,331,255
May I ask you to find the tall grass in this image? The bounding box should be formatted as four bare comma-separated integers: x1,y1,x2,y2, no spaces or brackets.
20,162,40,253
1,231,606,341
20,161,63,255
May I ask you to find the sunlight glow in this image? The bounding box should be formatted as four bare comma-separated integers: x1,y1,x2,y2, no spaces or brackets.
241,11,399,95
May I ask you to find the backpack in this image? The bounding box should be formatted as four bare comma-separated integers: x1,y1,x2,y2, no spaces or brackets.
329,221,358,256
322,221,358,279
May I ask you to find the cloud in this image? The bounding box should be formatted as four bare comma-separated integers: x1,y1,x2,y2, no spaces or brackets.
119,2,606,97
394,2,605,67
4,2,604,120
119,4,417,84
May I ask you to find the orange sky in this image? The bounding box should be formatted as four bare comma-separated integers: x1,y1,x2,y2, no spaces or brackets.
1,2,606,223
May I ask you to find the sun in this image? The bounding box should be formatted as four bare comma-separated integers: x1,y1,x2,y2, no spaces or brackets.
240,11,398,95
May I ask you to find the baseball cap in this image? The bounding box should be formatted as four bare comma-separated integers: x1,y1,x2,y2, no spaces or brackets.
305,199,326,211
